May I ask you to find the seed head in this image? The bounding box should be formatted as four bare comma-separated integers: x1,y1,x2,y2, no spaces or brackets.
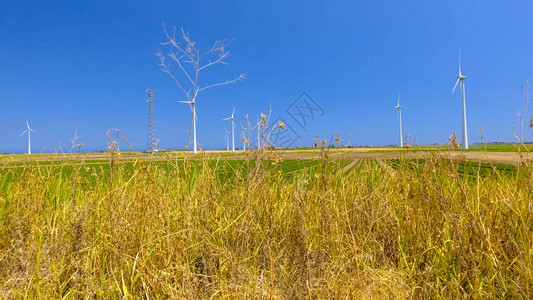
279,122,285,129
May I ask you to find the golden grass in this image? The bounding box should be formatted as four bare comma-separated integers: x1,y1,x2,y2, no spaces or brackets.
0,151,532,298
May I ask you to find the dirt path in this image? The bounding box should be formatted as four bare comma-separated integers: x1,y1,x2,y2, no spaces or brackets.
1,149,531,166
341,159,359,173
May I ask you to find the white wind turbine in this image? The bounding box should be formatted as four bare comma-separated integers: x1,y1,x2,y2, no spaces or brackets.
222,107,235,152
395,95,403,147
21,119,37,155
178,99,198,153
452,52,468,149
224,127,230,151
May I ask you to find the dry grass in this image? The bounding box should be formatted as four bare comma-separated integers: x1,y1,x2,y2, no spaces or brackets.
0,149,532,298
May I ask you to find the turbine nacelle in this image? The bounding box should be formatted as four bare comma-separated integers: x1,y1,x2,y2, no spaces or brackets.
452,73,466,94
178,100,198,121
453,52,467,93
222,107,236,122
20,129,37,135
395,95,402,109
21,119,37,135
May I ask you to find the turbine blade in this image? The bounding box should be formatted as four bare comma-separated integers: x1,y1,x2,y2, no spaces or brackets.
21,129,28,136
30,129,37,132
26,119,29,129
452,78,460,93
458,50,461,73
222,117,231,121
231,107,235,118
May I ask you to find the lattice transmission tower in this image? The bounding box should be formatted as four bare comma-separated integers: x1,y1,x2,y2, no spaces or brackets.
146,89,156,151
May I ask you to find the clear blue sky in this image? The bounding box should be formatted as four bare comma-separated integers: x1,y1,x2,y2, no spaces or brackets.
1,1,532,153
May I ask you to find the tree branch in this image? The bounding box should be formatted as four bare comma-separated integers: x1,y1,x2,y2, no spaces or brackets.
156,51,193,101
198,73,246,92
167,51,195,86
198,51,231,71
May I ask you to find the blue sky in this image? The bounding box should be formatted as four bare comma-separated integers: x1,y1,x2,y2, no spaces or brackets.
1,1,532,153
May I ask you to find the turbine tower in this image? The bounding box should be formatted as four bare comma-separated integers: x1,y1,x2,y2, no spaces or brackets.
222,107,235,152
224,127,230,151
178,99,198,153
21,119,37,155
146,89,156,151
452,52,468,149
396,95,403,147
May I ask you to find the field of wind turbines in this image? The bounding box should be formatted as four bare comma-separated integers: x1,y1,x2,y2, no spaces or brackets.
3,2,533,299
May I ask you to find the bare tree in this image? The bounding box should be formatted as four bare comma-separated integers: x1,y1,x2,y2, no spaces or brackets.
513,79,530,145
156,26,245,153
70,128,81,153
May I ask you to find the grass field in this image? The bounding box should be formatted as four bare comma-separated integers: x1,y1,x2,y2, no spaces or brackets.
1,147,532,298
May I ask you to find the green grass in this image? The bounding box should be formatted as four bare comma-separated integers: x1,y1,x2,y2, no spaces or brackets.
466,143,533,152
0,158,347,185
386,158,518,178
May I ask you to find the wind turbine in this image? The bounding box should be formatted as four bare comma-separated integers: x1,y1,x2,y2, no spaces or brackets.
21,119,37,155
224,127,230,151
178,99,198,153
222,107,235,152
452,52,468,149
255,117,261,149
395,95,403,147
